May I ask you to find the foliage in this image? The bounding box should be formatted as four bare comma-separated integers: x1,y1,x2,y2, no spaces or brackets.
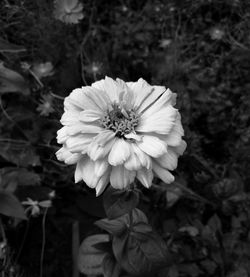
0,0,250,276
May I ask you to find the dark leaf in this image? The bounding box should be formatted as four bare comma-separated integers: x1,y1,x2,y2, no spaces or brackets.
113,228,172,275
0,62,29,95
103,187,139,219
102,254,121,277
0,38,26,53
95,217,127,236
78,234,109,275
0,190,27,219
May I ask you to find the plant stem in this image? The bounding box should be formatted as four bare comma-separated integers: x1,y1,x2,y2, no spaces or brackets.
40,208,48,277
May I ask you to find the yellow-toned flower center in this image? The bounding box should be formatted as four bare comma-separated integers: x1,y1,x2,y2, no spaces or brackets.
100,104,139,138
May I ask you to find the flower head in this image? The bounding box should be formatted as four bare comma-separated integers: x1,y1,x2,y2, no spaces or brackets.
37,94,54,116
54,0,84,24
31,62,54,79
56,77,186,196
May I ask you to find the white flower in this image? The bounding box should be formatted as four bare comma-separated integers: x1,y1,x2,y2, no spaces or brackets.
22,198,52,216
56,77,186,196
54,0,84,24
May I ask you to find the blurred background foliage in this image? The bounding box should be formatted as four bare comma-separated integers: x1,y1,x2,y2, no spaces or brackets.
0,0,250,276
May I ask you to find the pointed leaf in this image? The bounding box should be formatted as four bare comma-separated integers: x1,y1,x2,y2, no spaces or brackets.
0,191,27,219
103,187,139,219
0,38,26,53
78,234,109,275
102,254,121,277
0,62,30,95
95,217,127,236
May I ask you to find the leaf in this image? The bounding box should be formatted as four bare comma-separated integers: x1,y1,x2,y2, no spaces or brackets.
0,62,30,95
0,37,26,53
0,190,27,219
78,234,109,275
95,208,148,236
207,214,222,235
0,167,41,192
95,217,127,236
166,186,183,208
102,254,121,277
0,144,40,167
103,187,139,219
179,226,199,237
113,230,172,276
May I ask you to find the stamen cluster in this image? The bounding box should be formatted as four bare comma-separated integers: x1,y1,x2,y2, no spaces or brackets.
100,105,139,138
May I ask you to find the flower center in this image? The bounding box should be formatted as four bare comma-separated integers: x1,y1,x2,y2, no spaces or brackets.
100,104,139,138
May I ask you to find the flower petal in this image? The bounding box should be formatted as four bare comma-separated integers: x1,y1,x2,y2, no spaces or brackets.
88,133,115,161
57,127,68,144
131,144,152,169
60,110,79,125
67,123,103,136
137,135,167,158
95,170,110,196
56,147,81,164
124,150,141,170
74,157,97,188
66,134,94,153
155,148,178,171
165,113,184,146
136,168,153,188
79,109,102,123
108,139,131,166
136,106,177,135
152,162,175,184
110,165,136,189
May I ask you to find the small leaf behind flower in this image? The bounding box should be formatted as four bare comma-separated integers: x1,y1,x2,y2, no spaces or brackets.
0,62,30,95
103,187,139,219
0,190,27,219
78,234,109,275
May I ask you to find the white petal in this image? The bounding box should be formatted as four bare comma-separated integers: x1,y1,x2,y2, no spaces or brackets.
136,168,153,188
116,78,135,110
60,110,79,125
124,150,141,170
140,88,173,116
136,106,177,135
56,147,81,164
110,166,136,189
131,144,152,169
64,88,98,112
88,136,115,161
94,159,109,178
137,135,167,158
83,86,111,111
124,132,142,141
155,148,178,171
75,157,97,188
126,78,153,111
57,127,68,144
152,162,175,184
79,109,102,123
174,140,187,155
66,123,103,136
93,130,115,147
65,134,93,153
165,113,184,146
108,139,131,166
95,170,110,196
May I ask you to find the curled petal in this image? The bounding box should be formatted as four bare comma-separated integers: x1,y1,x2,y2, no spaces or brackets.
108,139,131,166
137,135,167,158
110,166,136,189
56,147,81,165
136,106,177,135
137,168,153,188
152,162,175,184
155,148,178,171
